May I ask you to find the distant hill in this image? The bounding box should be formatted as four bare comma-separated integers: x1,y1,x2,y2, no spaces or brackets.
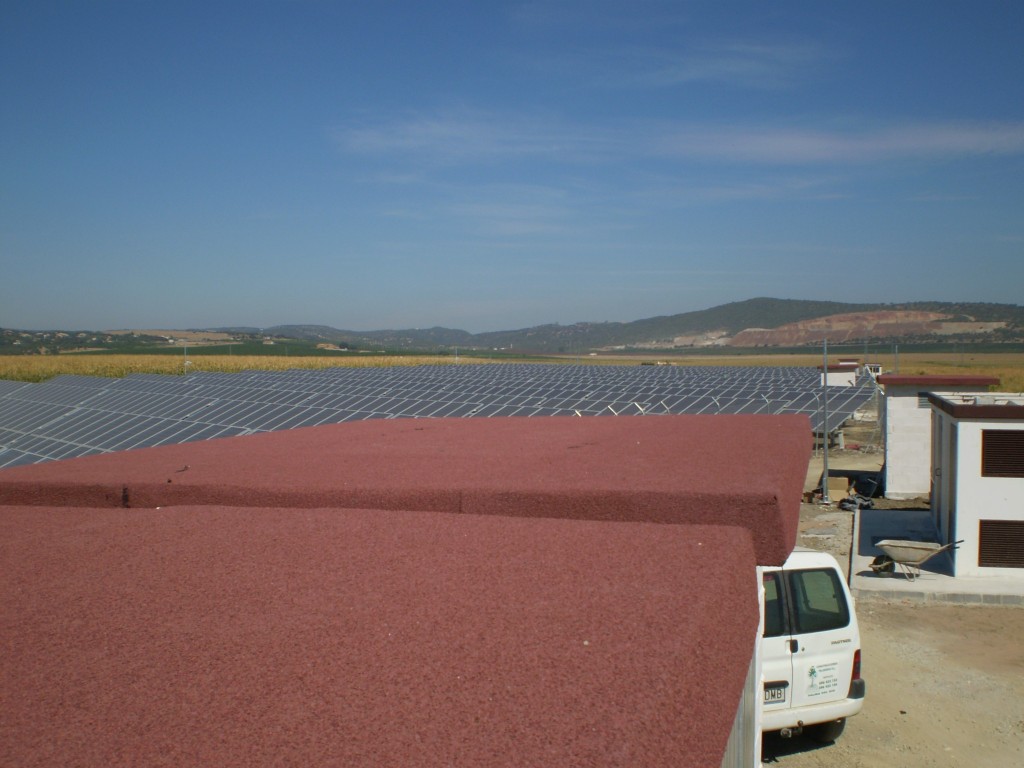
220,298,1024,353
5,298,1022,355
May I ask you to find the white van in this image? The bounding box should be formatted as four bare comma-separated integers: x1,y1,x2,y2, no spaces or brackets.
760,547,865,742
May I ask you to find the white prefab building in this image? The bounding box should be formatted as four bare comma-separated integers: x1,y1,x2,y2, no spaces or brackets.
878,375,999,499
819,362,859,387
928,392,1024,577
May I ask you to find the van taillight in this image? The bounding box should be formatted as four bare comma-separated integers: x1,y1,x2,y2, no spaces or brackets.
852,649,862,680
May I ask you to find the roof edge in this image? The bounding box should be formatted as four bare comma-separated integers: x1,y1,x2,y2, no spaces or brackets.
879,374,999,387
926,394,1024,420
0,484,798,565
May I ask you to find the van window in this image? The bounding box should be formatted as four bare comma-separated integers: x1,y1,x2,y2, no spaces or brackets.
762,572,786,638
787,568,850,634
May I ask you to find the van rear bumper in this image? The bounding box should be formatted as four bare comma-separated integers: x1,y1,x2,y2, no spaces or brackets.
762,691,865,732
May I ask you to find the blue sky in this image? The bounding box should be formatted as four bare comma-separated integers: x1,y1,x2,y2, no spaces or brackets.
2,1,1022,333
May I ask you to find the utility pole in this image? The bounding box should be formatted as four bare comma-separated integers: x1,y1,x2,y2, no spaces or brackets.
822,337,830,505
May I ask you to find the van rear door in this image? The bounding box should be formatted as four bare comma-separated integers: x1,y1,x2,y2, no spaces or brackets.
785,566,855,711
760,570,794,712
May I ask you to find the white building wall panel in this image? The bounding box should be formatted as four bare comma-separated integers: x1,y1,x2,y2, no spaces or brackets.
950,420,1024,577
885,389,934,498
885,385,996,499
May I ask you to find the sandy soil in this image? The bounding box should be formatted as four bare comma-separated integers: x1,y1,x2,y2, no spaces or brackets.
766,444,1024,766
763,597,1024,767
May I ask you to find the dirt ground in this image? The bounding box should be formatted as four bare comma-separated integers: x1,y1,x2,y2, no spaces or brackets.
762,596,1024,767
765,427,1024,767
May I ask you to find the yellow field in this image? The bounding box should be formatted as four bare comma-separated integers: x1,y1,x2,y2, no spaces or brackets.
1,351,1022,390
0,355,491,383
860,351,1024,392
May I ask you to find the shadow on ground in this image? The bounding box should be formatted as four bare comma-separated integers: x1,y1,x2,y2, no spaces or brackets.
857,507,954,576
761,731,837,762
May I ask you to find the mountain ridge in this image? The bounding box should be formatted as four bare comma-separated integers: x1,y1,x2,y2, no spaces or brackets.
217,298,1024,352
5,298,1022,355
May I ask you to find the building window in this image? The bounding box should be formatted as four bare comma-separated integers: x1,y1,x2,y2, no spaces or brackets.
979,520,1024,568
762,572,786,638
981,430,1024,477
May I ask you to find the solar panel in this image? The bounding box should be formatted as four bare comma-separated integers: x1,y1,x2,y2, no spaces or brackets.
0,364,878,468
0,380,32,397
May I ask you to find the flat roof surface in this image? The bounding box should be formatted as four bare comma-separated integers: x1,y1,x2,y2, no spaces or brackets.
1,415,810,766
926,392,1024,419
2,507,757,767
0,414,809,565
878,374,1000,387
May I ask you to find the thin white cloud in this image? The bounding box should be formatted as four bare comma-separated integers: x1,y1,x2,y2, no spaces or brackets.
339,110,1024,169
442,183,586,237
368,180,599,238
448,201,572,236
337,110,600,165
511,28,830,92
624,40,828,90
656,121,1024,164
629,171,848,205
907,192,977,202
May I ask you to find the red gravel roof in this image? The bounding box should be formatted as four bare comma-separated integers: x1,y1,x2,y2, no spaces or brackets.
0,415,807,565
878,374,999,387
1,414,810,767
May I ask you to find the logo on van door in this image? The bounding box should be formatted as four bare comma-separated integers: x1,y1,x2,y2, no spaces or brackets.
806,662,840,697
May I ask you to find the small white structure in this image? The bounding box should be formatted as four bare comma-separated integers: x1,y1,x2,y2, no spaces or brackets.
878,375,999,499
819,362,859,387
929,392,1024,577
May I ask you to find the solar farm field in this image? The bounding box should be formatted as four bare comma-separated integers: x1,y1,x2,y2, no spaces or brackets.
0,363,877,468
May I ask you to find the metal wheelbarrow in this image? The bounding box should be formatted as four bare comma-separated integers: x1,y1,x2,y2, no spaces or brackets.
870,539,964,580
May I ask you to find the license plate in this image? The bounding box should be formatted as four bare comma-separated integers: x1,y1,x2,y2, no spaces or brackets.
764,684,788,704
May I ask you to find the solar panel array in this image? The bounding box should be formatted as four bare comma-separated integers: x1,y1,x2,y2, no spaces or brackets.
0,364,877,468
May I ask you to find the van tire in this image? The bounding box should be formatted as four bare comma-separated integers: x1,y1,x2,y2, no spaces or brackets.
809,718,846,743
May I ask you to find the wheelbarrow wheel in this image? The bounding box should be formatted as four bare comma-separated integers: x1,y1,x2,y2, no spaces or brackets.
870,555,895,574
808,718,846,743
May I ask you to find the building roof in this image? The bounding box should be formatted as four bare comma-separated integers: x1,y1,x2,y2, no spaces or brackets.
926,392,1024,419
878,374,1000,388
1,414,810,767
0,414,808,565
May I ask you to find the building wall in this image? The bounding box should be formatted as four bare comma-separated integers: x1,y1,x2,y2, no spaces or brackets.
821,369,857,387
884,385,995,499
931,410,953,544
885,385,936,498
935,415,1024,577
720,567,767,767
